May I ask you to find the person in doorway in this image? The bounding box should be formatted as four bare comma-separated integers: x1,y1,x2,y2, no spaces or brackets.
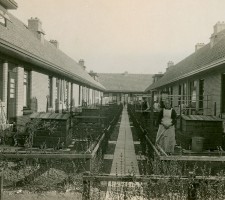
155,98,177,154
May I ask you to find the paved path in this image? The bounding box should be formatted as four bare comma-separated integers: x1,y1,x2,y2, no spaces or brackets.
105,108,145,200
110,108,139,175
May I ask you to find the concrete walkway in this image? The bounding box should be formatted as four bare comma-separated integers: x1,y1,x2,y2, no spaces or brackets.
105,108,144,200
110,107,139,175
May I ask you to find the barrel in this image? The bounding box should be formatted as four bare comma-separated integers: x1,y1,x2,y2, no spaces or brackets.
191,136,204,152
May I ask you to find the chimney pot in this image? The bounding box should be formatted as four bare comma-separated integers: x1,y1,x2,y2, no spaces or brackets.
210,21,225,48
166,61,174,72
79,59,86,70
195,43,205,52
28,17,45,42
50,40,59,48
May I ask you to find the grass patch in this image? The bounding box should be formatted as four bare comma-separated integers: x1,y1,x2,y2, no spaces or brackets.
105,143,116,154
109,125,120,141
100,159,113,174
134,144,142,155
131,126,140,142
138,160,153,175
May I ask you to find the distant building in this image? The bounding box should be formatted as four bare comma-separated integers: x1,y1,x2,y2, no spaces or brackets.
145,22,225,117
0,0,105,123
98,72,153,104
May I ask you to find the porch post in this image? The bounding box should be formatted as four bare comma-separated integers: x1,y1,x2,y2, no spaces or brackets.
2,62,8,122
16,66,24,117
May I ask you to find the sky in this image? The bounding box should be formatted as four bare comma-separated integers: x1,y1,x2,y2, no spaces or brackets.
9,0,225,74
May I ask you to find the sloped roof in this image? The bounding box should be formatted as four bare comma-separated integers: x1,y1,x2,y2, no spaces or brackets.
0,12,105,91
145,30,225,91
98,73,153,93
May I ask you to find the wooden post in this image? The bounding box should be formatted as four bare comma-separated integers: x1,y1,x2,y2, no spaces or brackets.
0,175,3,200
187,172,198,200
82,172,90,200
150,91,154,133
180,100,182,130
214,102,216,116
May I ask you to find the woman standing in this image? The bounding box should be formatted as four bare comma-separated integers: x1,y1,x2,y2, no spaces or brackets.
156,99,177,154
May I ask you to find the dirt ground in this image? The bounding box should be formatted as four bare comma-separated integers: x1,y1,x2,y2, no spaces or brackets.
3,190,82,200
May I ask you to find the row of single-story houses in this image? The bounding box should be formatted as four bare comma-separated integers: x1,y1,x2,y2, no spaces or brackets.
2,0,225,125
96,72,153,105
145,22,225,117
0,0,105,123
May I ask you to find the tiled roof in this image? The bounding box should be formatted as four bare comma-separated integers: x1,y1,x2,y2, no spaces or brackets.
0,12,105,91
145,30,225,91
98,73,153,93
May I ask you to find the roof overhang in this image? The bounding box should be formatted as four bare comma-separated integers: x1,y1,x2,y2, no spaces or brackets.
0,39,105,91
103,90,147,93
0,0,17,9
146,57,225,91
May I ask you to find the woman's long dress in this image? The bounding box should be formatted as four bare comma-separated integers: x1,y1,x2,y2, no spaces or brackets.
156,108,176,153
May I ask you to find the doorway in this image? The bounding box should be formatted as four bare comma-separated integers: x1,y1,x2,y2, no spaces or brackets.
7,71,17,123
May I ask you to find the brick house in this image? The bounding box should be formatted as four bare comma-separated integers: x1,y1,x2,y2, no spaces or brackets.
97,72,153,104
0,0,105,123
145,22,225,117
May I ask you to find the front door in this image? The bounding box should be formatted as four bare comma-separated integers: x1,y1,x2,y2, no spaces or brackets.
222,74,225,113
7,71,17,123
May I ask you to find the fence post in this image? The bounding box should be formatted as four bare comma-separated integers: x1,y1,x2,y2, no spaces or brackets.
0,175,3,200
187,172,198,200
82,172,90,200
150,91,154,133
214,102,216,116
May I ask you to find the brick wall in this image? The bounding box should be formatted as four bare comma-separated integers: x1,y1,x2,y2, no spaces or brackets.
31,70,49,112
156,67,225,116
172,84,179,111
203,70,224,116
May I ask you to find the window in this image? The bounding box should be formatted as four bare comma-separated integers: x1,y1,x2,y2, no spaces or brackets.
65,81,69,108
170,86,173,106
199,79,204,110
190,81,197,103
23,70,30,108
178,85,182,105
48,76,53,107
182,83,187,103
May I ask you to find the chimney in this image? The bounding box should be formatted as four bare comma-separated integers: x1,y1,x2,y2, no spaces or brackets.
195,43,205,52
153,73,164,83
49,40,59,48
28,17,45,42
89,70,98,81
210,21,225,48
166,61,174,71
79,59,86,70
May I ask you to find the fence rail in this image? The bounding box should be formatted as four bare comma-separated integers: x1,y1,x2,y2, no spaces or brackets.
82,173,225,200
